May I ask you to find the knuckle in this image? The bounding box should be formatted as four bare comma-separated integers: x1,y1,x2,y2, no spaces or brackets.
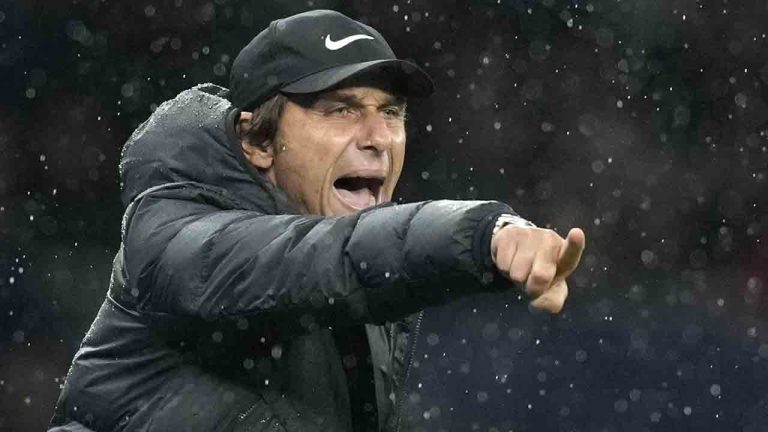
529,270,552,285
547,229,563,241
496,228,515,245
545,232,563,248
497,237,514,251
511,226,530,239
494,255,510,273
525,281,545,297
510,268,528,283
507,226,525,241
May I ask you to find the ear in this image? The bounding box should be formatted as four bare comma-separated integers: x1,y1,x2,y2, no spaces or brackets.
238,111,275,171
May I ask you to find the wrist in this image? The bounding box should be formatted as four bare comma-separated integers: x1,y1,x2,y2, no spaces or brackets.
473,211,535,274
492,213,536,237
489,213,537,267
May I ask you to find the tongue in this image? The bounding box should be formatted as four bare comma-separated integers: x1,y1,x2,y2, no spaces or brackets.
335,187,375,209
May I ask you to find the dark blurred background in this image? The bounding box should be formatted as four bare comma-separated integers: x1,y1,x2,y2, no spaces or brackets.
2,0,768,430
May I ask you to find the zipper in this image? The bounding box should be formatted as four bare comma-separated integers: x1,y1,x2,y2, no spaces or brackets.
236,401,260,423
394,310,424,432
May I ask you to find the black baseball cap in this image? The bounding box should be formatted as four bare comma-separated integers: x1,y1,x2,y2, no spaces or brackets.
229,9,434,110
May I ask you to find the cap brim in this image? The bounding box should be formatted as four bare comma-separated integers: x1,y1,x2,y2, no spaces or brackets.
280,59,434,98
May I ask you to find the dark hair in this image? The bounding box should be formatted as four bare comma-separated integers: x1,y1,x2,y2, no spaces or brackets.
239,93,289,150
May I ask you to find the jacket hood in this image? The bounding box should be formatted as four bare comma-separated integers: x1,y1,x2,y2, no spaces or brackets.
119,83,296,213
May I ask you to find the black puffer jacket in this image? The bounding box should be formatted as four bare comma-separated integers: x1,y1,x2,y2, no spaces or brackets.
48,84,522,432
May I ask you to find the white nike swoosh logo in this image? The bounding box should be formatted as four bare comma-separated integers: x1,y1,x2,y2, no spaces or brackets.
324,34,375,50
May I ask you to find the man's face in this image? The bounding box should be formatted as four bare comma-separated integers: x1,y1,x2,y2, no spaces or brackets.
269,84,407,216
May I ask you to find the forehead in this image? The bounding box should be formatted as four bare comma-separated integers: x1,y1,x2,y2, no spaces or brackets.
289,84,406,108
320,86,405,104
289,68,408,107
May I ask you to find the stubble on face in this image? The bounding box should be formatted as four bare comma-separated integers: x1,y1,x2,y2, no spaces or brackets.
268,85,407,217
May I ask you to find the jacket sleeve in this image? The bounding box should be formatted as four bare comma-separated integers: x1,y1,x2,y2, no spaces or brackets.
120,184,518,330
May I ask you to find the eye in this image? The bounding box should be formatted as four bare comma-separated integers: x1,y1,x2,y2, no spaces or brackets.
382,106,406,120
328,105,353,117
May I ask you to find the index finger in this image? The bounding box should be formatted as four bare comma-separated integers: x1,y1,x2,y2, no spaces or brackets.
556,228,585,278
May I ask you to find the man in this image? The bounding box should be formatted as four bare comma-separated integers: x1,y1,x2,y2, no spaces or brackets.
49,9,584,432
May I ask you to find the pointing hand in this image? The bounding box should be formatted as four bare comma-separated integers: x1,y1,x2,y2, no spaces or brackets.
491,226,586,314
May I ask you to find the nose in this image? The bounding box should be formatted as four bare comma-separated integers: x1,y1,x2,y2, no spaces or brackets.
356,110,394,154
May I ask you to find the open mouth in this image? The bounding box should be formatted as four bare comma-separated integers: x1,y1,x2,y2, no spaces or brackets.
333,176,384,210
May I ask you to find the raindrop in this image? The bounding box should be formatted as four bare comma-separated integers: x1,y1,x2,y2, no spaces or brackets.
614,399,628,413
575,350,588,362
121,83,134,98
758,344,768,358
271,345,283,360
735,93,747,108
426,333,440,346
591,160,605,173
213,63,227,76
640,250,656,266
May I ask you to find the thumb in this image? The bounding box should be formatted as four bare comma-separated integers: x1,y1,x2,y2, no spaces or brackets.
556,228,585,279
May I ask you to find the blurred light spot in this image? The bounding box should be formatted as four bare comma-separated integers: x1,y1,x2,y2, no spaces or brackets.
575,350,587,362
640,250,656,267
758,344,768,358
426,333,440,346
735,93,747,108
614,399,628,413
476,391,488,403
591,160,605,173
271,344,283,360
121,83,134,98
